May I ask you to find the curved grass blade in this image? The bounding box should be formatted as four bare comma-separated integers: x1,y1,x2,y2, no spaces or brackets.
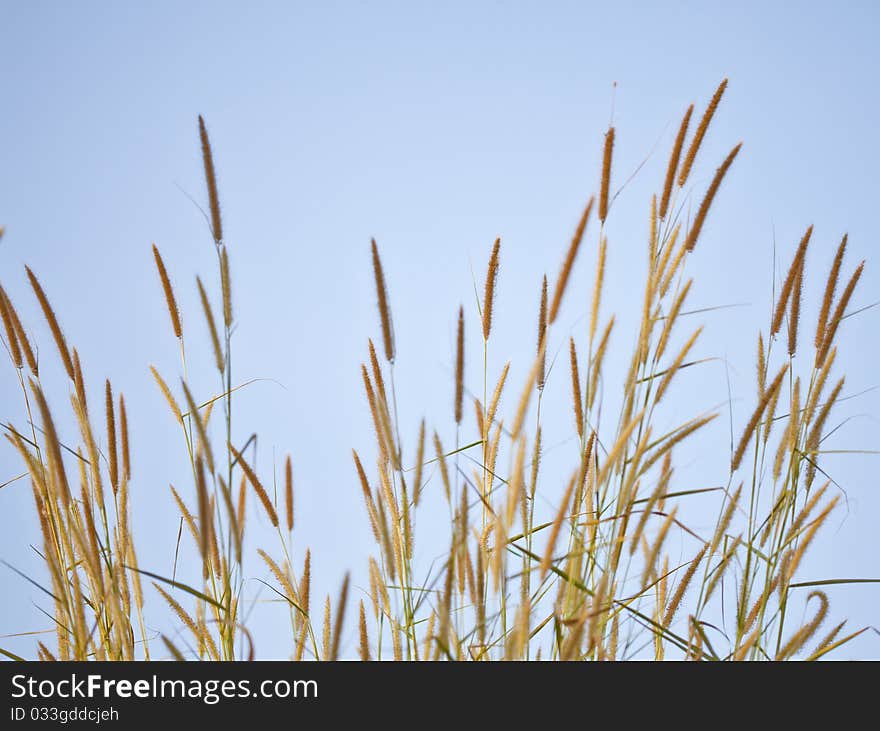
806,627,868,661
124,565,225,611
1,560,59,602
789,578,880,589
253,578,306,617
0,646,26,661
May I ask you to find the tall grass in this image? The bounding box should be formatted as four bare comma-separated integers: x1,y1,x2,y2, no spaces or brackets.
0,80,875,661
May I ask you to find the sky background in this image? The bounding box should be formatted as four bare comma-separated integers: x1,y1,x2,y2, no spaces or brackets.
1,0,878,658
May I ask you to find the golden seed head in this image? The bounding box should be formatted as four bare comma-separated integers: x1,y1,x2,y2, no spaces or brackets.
285,455,294,533
683,142,742,252
105,379,119,496
482,238,501,341
26,266,74,379
549,196,594,324
0,286,23,368
678,78,728,189
198,115,223,244
660,104,693,219
537,275,548,390
152,244,183,340
815,233,847,350
599,127,615,223
771,225,812,336
371,239,395,362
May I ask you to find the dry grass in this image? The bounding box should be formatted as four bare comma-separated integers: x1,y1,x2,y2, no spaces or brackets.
0,80,875,662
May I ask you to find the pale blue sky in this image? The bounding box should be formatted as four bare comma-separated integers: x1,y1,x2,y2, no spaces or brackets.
1,1,878,658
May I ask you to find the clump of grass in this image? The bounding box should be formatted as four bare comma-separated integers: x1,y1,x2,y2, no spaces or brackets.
0,81,875,662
